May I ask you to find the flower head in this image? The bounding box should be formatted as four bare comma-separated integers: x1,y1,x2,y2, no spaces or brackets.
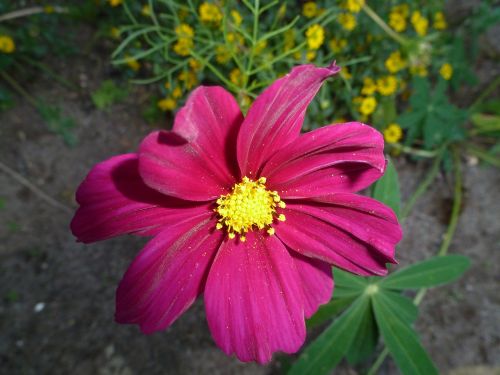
302,2,318,18
343,0,364,13
439,63,453,80
199,2,222,25
339,13,357,31
411,11,428,36
384,123,403,143
305,24,325,50
71,62,401,364
0,35,15,54
433,11,447,30
377,75,398,96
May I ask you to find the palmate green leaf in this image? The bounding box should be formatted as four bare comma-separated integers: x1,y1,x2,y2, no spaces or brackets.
288,296,370,375
306,297,356,329
378,290,418,324
333,267,369,298
346,301,378,364
380,255,470,290
372,158,401,218
373,293,438,375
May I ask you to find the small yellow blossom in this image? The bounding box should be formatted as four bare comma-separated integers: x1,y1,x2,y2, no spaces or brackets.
125,56,140,71
188,58,202,71
389,11,406,32
340,67,352,80
384,123,403,143
175,24,194,38
339,13,357,31
173,38,193,56
0,35,15,53
226,32,244,46
254,40,268,54
231,10,243,26
411,11,428,36
385,51,406,73
215,45,231,64
393,4,409,18
108,0,122,7
302,2,318,18
306,50,316,61
278,4,287,19
172,87,183,99
343,0,365,13
439,63,453,80
410,64,428,77
359,96,377,115
43,5,55,13
377,75,398,96
230,68,244,86
361,77,377,95
305,24,325,50
199,2,223,24
110,27,121,39
329,38,347,53
178,71,197,89
141,5,151,16
157,97,176,111
434,11,447,30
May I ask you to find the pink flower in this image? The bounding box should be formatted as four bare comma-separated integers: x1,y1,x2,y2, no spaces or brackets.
71,62,402,364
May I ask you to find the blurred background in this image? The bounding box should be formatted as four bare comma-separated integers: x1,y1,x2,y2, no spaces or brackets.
0,1,499,374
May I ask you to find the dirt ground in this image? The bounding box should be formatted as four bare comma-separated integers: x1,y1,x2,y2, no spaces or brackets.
1,22,500,375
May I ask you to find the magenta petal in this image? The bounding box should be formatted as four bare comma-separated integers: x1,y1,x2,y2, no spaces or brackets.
115,215,223,334
276,193,402,276
263,122,386,198
139,87,243,201
205,232,305,364
290,251,333,318
70,154,210,243
237,62,340,177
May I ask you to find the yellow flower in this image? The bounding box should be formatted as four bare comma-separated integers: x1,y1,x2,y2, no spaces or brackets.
439,63,453,80
179,71,198,89
141,4,151,16
393,4,409,18
377,75,398,96
340,67,352,80
110,27,121,39
173,38,193,56
199,2,222,24
175,23,194,38
306,50,316,61
383,123,403,143
434,11,447,30
385,51,406,73
172,86,183,99
108,0,122,7
389,11,406,32
359,96,377,115
329,38,347,53
305,24,325,50
230,68,244,86
302,2,318,18
361,77,377,95
339,13,357,31
410,64,428,77
411,11,428,36
43,5,55,13
0,35,15,53
277,4,287,19
157,97,176,111
125,56,140,71
226,32,244,46
215,45,231,64
343,0,364,13
254,40,268,54
231,10,243,26
188,58,202,71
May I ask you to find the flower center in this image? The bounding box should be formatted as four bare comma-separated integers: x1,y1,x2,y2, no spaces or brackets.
215,177,286,242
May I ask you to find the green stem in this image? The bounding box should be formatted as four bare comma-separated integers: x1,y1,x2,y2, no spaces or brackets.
0,6,68,22
0,71,38,107
367,147,463,375
466,144,500,168
390,142,440,158
362,4,407,46
189,50,239,93
470,75,500,110
243,0,260,91
401,149,444,220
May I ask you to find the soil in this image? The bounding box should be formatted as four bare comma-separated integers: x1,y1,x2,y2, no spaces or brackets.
1,19,499,375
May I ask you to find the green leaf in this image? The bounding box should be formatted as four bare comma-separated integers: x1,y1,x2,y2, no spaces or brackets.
378,290,418,324
91,80,128,110
373,293,438,375
333,268,369,298
346,301,378,364
306,297,356,329
372,158,401,217
288,296,370,375
380,255,470,290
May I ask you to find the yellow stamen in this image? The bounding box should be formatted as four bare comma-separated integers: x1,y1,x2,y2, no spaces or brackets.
215,177,285,240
